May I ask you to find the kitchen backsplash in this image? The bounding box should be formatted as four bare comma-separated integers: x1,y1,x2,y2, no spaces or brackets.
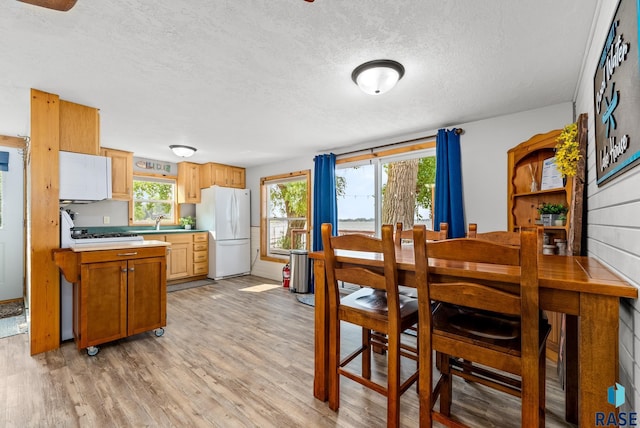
63,200,196,227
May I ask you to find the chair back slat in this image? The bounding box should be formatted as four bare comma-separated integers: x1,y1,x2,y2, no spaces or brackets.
429,281,520,315
395,222,448,245
425,237,521,266
467,223,521,247
334,266,387,291
331,232,384,253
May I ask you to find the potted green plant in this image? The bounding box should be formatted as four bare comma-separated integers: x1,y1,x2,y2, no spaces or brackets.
179,216,196,230
537,203,567,226
556,213,567,226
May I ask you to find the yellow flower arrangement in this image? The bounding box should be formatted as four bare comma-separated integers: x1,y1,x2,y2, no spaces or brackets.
554,123,580,177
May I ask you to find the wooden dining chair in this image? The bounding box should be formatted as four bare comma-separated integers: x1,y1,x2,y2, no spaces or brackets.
413,225,550,427
395,222,448,245
467,223,521,246
321,223,419,428
395,222,448,300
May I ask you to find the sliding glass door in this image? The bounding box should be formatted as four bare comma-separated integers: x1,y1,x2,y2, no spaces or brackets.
336,150,436,237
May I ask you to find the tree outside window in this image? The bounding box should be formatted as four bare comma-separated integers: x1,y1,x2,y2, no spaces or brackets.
260,170,311,260
133,176,176,224
337,149,436,236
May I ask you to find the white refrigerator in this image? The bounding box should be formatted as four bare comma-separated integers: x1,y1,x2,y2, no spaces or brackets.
196,186,251,279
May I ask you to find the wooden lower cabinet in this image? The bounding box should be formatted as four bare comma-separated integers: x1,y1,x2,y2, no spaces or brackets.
72,246,167,354
143,232,208,281
192,233,209,275
166,234,192,280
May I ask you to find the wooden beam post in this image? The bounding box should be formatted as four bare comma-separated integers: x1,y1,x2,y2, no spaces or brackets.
29,89,61,354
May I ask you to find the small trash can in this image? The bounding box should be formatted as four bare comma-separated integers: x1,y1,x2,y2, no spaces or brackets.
289,249,310,293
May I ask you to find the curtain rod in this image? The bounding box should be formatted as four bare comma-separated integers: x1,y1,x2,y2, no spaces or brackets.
335,128,464,158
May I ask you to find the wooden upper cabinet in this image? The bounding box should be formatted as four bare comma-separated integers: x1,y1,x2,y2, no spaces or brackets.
177,162,201,203
199,162,246,189
101,148,133,201
228,166,246,188
59,100,100,155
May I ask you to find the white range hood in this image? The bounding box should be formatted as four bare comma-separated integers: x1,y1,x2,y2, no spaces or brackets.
59,151,112,203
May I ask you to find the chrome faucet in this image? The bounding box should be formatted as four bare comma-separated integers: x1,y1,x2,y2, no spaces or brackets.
154,215,165,231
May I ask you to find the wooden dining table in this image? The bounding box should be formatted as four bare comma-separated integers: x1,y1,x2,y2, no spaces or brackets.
309,245,638,427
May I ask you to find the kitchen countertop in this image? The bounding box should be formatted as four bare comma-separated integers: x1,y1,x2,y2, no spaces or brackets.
69,240,171,252
130,229,208,235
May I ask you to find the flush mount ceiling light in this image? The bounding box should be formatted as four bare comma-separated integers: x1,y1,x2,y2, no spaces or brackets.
352,59,405,95
169,145,197,158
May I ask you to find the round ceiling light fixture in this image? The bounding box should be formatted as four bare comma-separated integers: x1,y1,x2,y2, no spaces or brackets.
351,59,405,95
169,145,197,158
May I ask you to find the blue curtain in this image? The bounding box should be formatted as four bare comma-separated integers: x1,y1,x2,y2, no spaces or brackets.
0,151,8,172
434,129,465,238
311,153,338,293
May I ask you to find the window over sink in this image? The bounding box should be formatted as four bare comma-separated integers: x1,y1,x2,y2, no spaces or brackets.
132,175,177,225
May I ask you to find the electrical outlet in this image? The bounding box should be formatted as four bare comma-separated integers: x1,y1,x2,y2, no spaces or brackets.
103,216,110,224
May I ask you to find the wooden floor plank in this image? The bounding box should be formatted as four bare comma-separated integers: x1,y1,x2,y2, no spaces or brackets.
0,276,574,427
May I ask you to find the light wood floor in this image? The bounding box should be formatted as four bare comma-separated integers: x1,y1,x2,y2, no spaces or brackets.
0,276,575,427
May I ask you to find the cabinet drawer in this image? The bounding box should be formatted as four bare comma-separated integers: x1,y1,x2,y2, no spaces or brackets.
193,251,207,263
193,233,208,243
193,242,207,252
193,262,208,275
79,246,166,263
165,233,192,244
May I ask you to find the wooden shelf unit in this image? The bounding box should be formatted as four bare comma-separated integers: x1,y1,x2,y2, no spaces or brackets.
507,129,573,245
507,129,572,363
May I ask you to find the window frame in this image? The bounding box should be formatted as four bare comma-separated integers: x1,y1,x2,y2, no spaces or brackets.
130,173,179,226
336,141,436,237
260,169,311,262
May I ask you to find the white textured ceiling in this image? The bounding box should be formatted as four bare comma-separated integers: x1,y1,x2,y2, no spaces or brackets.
1,1,598,166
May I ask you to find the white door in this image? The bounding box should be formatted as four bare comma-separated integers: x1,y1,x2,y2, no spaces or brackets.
0,147,25,301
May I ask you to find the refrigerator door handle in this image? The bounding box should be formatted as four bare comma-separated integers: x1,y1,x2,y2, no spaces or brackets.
232,192,238,238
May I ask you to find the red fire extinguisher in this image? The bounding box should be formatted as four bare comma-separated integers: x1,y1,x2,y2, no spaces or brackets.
282,263,291,288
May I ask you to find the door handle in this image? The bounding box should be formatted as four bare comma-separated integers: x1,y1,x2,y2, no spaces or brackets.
129,267,135,272
117,252,138,256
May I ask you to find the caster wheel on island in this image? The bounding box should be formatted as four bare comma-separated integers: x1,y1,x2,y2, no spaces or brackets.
154,328,165,337
87,346,99,357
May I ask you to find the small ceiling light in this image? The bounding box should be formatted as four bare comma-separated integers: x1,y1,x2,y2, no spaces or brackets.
352,59,405,95
169,145,197,158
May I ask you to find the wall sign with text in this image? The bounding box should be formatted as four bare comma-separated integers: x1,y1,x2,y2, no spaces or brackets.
593,0,640,185
132,157,177,175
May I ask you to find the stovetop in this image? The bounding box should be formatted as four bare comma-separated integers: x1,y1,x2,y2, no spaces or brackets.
60,210,144,248
71,230,140,240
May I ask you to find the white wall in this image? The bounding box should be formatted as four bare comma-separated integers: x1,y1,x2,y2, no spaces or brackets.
245,155,314,281
574,0,640,412
244,103,572,280
459,102,573,232
0,85,29,138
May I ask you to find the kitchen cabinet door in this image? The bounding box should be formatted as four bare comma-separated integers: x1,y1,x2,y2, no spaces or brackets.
211,163,229,186
127,256,166,336
166,234,192,279
78,260,128,348
177,162,200,203
59,100,101,155
229,167,245,188
101,147,133,201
